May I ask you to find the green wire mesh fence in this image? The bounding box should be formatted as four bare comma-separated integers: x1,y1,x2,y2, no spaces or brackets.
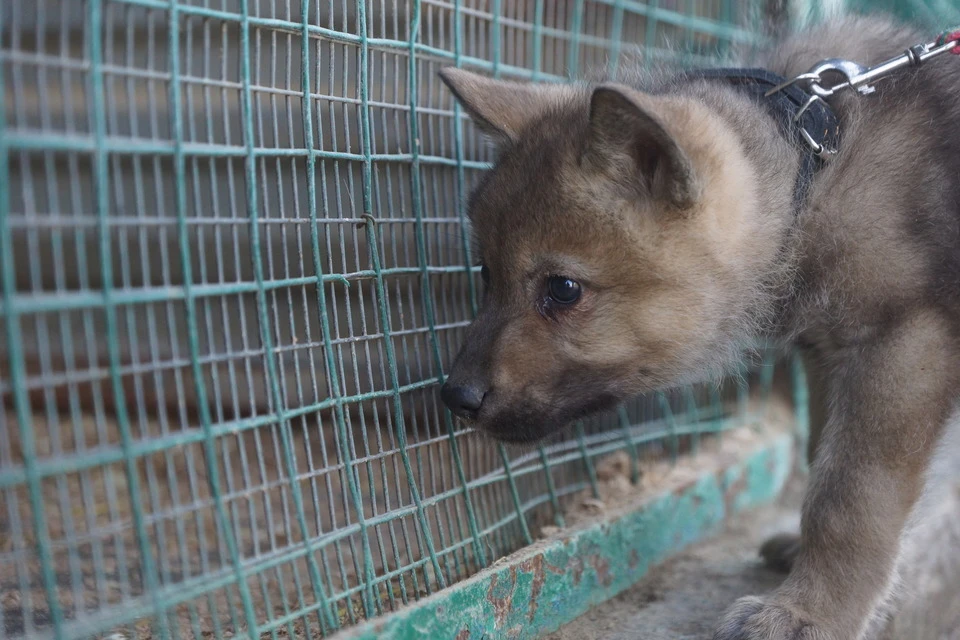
1,1,792,638
846,0,960,27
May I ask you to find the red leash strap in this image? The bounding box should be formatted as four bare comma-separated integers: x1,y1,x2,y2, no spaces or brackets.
936,28,960,55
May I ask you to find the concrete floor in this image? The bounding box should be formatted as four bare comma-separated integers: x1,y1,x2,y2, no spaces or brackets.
546,472,960,640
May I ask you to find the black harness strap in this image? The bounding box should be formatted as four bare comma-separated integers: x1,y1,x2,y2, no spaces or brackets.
681,68,841,214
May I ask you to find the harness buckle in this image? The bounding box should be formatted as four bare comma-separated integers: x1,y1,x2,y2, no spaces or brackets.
764,34,959,159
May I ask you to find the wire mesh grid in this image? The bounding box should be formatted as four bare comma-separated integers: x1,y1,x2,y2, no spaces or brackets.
0,0,782,638
848,0,960,27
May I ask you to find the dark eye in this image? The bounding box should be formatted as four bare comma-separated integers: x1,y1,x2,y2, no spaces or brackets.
480,264,490,285
547,276,581,305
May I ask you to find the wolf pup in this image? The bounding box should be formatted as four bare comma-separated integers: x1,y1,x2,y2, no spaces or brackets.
438,13,960,640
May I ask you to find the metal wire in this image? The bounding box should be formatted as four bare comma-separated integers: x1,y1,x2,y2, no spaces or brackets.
0,0,781,638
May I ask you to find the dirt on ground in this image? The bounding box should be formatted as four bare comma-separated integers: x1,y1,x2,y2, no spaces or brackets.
546,452,960,640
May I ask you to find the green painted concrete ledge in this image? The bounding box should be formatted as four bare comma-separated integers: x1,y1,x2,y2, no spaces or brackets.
333,429,794,640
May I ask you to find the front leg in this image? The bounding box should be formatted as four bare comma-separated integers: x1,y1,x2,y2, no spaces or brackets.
716,311,960,640
759,347,830,574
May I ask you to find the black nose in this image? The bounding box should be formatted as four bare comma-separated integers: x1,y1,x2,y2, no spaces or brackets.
440,382,486,419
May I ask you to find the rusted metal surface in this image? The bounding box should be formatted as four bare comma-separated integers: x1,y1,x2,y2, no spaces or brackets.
334,431,794,640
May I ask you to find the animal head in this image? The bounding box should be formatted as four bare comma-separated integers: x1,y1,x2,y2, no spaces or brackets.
438,68,784,443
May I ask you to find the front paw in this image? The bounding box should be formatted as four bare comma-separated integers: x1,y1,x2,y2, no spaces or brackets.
714,596,832,640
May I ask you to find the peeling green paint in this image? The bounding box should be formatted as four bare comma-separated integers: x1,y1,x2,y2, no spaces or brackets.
335,433,793,640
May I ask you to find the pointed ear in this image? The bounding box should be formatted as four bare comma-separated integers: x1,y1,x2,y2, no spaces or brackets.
586,85,700,210
439,67,575,146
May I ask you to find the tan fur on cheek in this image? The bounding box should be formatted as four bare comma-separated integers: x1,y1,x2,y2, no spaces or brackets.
544,278,710,385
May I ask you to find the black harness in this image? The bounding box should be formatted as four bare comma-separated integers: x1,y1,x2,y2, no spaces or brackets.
682,68,841,214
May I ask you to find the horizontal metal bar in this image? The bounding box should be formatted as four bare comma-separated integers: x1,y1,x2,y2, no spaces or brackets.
105,0,757,45
0,265,477,314
0,408,727,495
4,131,492,169
4,215,469,227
